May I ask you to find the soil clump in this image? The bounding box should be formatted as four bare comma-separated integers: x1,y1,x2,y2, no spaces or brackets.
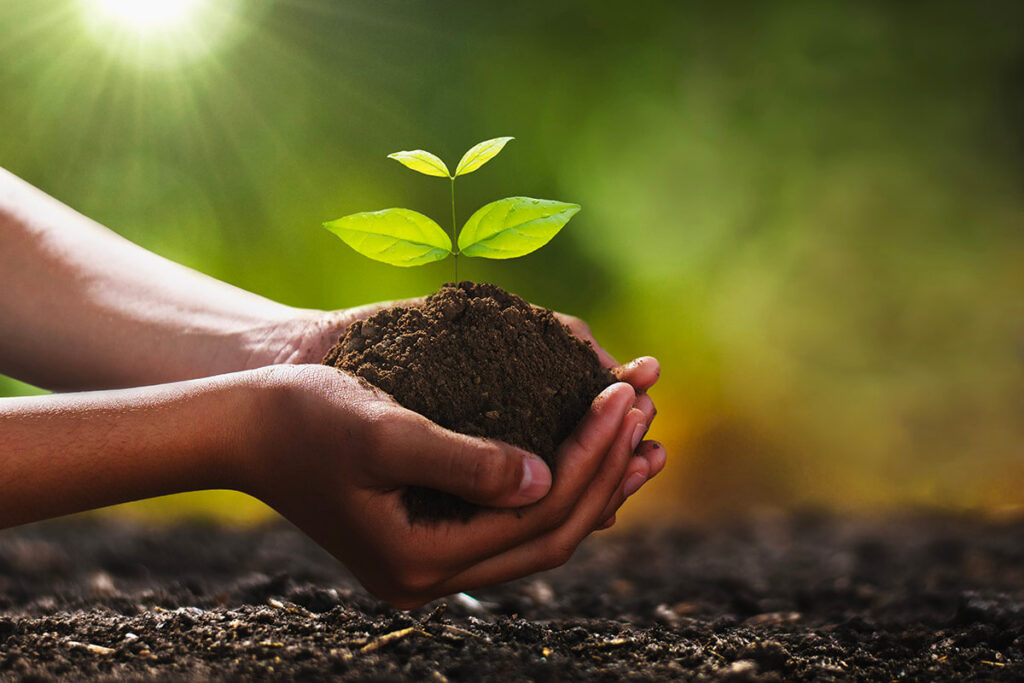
323,281,614,522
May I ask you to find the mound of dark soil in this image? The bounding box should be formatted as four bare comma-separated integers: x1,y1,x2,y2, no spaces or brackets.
323,281,614,522
2,513,1024,681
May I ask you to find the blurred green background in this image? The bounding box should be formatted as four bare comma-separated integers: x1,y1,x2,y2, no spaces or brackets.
1,0,1022,523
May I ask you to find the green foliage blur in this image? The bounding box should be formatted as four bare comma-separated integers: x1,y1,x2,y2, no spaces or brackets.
1,0,1022,519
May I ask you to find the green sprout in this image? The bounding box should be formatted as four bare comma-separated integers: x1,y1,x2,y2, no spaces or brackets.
322,137,580,281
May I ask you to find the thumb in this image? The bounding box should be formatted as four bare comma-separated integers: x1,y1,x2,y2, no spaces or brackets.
385,420,552,507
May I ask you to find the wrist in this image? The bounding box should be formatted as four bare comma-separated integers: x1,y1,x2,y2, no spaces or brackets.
160,372,272,496
234,307,336,370
222,365,308,500
228,364,371,507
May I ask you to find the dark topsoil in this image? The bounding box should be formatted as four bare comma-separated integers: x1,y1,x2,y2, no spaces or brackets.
2,513,1023,681
323,282,614,522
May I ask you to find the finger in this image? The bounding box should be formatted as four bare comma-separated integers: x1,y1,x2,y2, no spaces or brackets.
591,441,664,536
634,393,656,426
389,382,637,571
613,356,660,393
372,416,552,508
427,407,645,597
586,338,618,369
641,440,666,477
554,312,619,368
594,454,650,528
593,440,661,527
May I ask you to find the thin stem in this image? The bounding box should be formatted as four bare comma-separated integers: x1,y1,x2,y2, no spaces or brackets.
450,176,458,284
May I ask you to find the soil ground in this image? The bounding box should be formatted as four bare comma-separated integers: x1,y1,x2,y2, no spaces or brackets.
2,512,1023,681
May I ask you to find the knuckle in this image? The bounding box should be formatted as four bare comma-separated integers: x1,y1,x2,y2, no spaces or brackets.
543,536,577,570
466,445,517,501
553,505,575,529
545,497,577,529
360,412,395,453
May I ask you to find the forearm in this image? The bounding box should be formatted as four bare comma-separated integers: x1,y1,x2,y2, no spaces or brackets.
0,168,318,390
0,372,254,529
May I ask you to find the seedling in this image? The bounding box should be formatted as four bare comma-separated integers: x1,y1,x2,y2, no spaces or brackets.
323,137,580,281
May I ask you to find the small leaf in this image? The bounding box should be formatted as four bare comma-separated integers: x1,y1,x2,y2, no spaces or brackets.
323,208,452,267
387,149,451,178
454,136,514,177
458,197,580,259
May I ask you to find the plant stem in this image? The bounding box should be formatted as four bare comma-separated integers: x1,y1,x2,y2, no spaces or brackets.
450,176,458,284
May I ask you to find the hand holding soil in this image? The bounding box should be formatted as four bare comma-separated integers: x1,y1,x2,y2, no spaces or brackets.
243,364,647,608
312,139,662,524
250,290,659,528
0,167,663,608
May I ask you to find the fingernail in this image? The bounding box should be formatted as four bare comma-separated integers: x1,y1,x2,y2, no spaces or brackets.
518,455,551,501
631,422,648,452
623,472,646,497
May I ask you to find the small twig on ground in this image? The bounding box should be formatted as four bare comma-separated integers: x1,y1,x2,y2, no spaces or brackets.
420,603,447,625
267,598,314,618
66,641,115,656
359,627,431,653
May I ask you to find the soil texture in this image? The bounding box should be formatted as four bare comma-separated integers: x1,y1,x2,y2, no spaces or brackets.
323,281,614,522
2,512,1023,681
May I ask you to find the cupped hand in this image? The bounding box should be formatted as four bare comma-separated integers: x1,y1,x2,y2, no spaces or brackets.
239,364,645,609
253,302,663,525
554,312,663,526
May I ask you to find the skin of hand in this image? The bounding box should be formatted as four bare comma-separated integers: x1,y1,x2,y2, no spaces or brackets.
244,364,647,608
0,365,642,609
0,166,661,583
246,306,663,528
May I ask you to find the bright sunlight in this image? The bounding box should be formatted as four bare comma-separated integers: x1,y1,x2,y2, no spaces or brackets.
90,0,204,32
79,0,240,68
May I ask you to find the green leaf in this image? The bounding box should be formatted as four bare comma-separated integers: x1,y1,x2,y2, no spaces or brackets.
323,208,452,267
454,136,514,177
387,149,451,178
458,197,580,259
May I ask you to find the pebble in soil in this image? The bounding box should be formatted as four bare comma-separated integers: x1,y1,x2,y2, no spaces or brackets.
323,281,615,523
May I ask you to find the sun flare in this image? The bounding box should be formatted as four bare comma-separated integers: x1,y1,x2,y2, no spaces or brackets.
90,0,204,33
78,0,240,68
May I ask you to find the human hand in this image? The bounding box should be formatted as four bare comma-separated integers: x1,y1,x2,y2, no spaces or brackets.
552,313,662,528
238,364,645,609
255,298,425,368
246,302,663,527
